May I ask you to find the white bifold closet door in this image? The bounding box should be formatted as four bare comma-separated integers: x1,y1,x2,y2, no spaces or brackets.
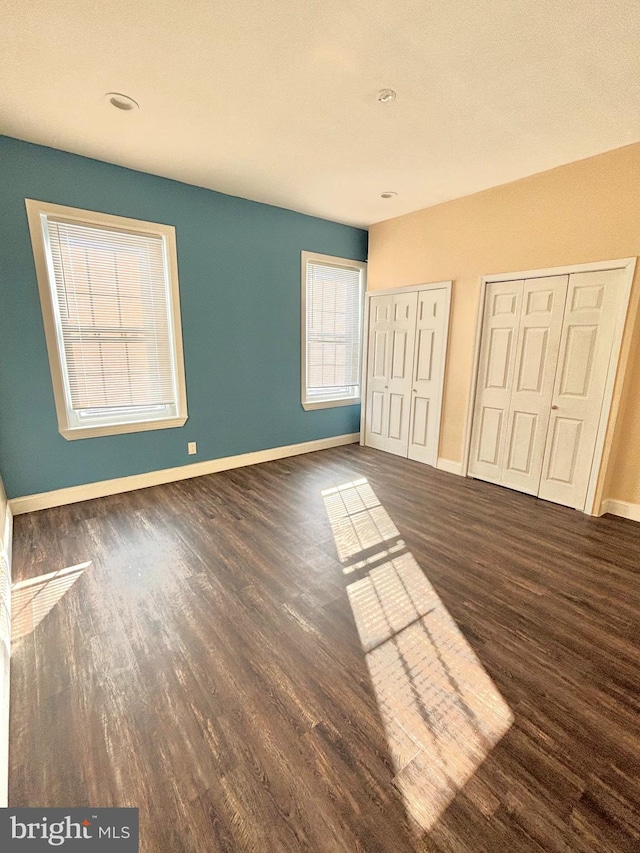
538,270,621,508
364,285,449,466
365,292,416,457
363,294,393,452
470,276,567,495
469,267,624,510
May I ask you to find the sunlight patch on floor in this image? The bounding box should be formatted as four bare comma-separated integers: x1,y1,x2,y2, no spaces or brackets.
11,561,91,642
322,478,400,563
322,479,513,834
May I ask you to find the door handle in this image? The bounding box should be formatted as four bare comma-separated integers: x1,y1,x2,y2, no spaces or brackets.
551,405,559,410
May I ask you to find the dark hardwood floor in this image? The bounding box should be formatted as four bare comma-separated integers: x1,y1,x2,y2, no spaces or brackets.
9,445,640,852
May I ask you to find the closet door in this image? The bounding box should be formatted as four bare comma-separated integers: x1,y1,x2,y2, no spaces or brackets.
364,295,393,451
501,276,568,494
408,287,450,465
468,281,523,485
385,291,418,456
538,268,623,509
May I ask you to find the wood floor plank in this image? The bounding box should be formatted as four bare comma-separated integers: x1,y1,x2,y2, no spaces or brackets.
9,445,640,851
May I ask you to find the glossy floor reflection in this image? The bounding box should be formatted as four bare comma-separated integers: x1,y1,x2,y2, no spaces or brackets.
11,561,90,642
322,478,513,833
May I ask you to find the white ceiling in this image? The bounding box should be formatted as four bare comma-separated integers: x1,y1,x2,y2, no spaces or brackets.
1,0,639,228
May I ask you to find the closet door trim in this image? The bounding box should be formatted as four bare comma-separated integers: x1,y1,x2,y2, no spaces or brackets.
360,281,452,464
463,257,636,515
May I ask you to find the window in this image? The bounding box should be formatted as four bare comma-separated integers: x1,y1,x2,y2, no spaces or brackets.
26,200,188,440
301,251,366,411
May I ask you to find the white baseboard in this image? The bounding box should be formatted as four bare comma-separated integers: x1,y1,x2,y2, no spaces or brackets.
9,433,360,515
600,499,640,523
436,457,464,476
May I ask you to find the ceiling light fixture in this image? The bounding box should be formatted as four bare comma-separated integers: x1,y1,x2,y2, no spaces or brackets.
380,191,398,199
377,88,396,104
104,92,139,111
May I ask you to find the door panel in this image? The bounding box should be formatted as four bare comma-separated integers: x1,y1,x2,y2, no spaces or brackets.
469,281,523,484
388,394,405,442
410,397,430,448
477,407,503,465
516,327,548,393
501,276,568,495
407,288,450,465
505,411,537,474
391,330,408,379
486,327,515,389
369,391,385,439
415,328,434,382
371,329,389,380
538,268,623,509
545,418,582,484
558,325,597,396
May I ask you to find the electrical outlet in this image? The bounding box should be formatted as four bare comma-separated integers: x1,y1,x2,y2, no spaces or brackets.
187,441,197,455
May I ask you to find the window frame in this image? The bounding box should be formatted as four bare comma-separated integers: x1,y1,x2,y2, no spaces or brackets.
25,199,188,440
300,250,366,411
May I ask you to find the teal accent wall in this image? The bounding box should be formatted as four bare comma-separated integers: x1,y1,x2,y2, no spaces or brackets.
0,136,367,499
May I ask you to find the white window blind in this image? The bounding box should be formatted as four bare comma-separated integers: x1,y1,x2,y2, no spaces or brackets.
26,200,188,439
302,253,365,409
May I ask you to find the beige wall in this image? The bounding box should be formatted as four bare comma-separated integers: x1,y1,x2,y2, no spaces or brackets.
368,143,640,508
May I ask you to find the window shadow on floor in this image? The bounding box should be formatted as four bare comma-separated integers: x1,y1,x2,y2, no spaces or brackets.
322,478,513,835
11,561,91,643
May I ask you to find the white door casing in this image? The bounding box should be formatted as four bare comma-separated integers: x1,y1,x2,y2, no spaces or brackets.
538,268,623,510
408,287,450,465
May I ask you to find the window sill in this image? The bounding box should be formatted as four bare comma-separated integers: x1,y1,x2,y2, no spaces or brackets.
59,415,188,441
301,398,361,412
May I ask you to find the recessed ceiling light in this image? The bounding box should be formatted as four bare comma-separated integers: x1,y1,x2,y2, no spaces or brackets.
377,89,396,104
104,92,139,111
380,191,398,199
